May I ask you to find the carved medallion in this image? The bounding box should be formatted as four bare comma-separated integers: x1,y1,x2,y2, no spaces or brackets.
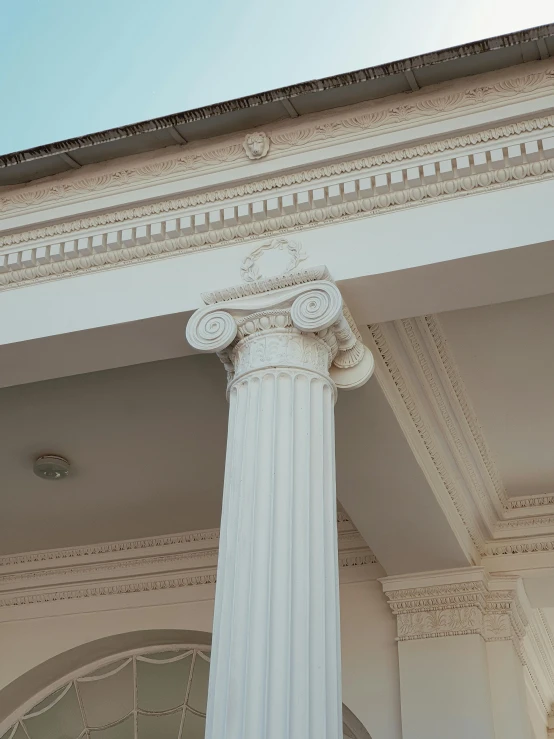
240,238,307,282
243,131,270,160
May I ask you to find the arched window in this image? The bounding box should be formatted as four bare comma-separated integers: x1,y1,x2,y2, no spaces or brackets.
1,645,371,739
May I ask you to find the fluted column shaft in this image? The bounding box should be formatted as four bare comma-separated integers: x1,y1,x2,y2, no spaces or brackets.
207,327,341,739
186,272,374,739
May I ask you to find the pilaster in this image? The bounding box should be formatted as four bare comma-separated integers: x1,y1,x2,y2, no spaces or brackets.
381,567,534,739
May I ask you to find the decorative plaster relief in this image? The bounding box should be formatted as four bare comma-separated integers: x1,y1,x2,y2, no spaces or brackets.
486,538,554,556
510,493,554,509
240,237,307,282
383,568,554,715
397,607,483,640
382,569,527,643
1,59,553,219
2,121,554,291
0,528,220,568
0,573,219,608
368,315,554,563
243,131,270,160
0,516,378,612
187,266,372,391
367,322,487,555
2,112,554,252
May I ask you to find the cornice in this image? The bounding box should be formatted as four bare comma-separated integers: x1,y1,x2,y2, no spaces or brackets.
419,315,554,521
382,566,554,714
0,572,219,609
367,321,487,557
3,25,552,175
2,108,554,251
0,549,219,587
1,112,554,290
486,537,554,557
509,493,554,512
1,58,553,222
381,567,528,642
417,315,507,514
369,315,554,567
1,115,554,291
0,528,220,570
0,515,378,611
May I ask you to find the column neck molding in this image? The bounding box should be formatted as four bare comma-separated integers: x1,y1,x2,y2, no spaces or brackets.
186,265,374,391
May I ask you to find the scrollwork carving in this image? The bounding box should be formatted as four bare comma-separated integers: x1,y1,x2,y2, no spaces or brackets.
291,284,343,333
186,271,373,393
186,309,237,354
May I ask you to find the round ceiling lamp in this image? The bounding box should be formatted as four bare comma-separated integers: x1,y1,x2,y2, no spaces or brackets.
33,455,70,481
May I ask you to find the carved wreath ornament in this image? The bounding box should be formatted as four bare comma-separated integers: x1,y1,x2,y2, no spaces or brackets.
240,237,307,282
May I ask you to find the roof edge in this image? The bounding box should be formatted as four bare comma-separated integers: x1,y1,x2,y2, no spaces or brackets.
1,22,553,169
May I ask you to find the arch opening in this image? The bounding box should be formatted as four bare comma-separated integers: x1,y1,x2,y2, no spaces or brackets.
1,633,371,739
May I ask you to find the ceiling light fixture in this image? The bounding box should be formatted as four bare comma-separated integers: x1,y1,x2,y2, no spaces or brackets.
33,455,70,481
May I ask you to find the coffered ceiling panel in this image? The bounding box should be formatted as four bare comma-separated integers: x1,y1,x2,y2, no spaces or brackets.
439,292,554,498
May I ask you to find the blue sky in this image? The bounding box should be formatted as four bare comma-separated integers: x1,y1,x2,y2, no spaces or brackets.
1,0,552,155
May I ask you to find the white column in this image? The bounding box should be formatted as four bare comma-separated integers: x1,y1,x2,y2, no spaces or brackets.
186,268,373,739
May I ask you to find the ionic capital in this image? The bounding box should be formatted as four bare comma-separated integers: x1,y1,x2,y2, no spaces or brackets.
185,266,374,391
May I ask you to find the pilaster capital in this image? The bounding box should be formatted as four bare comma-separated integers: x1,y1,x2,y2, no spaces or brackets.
185,265,374,390
381,567,529,646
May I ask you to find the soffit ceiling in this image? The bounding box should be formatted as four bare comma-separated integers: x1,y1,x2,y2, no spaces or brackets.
438,292,554,498
0,354,229,555
0,348,468,574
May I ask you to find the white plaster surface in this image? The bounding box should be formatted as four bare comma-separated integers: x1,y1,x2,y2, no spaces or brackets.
399,635,496,739
0,580,399,738
340,580,402,739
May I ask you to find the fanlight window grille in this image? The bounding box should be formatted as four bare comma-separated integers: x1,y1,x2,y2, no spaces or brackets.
2,644,369,739
2,647,210,739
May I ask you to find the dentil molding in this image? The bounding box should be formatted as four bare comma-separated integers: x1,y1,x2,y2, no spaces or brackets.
367,320,486,559
3,112,554,254
367,316,554,562
381,568,526,643
381,567,554,716
1,116,554,290
0,512,379,616
1,58,553,221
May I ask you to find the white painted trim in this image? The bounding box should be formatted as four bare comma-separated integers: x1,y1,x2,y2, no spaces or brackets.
2,58,554,228
368,315,554,563
1,115,554,291
0,515,380,617
382,566,554,718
